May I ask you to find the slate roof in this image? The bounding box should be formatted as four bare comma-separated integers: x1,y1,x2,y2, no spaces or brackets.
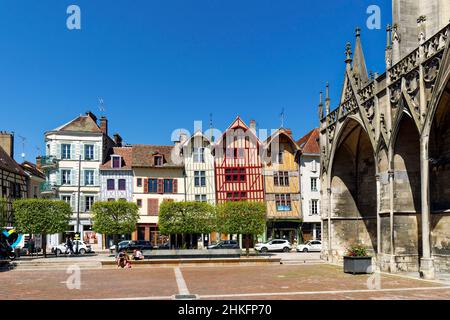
131,145,183,168
0,146,27,176
297,128,320,155
100,147,133,170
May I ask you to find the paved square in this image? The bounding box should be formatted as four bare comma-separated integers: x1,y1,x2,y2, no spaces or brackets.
1,263,449,300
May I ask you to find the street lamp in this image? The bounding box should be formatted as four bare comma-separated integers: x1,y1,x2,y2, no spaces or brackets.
75,154,82,254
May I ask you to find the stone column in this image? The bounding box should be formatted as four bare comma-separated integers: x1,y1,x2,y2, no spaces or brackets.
376,174,381,255
327,187,332,261
419,136,435,279
388,168,396,273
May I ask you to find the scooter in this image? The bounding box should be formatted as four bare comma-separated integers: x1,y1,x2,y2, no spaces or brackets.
0,238,16,261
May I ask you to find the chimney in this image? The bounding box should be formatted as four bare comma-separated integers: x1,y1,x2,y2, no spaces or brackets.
113,133,123,147
0,131,14,159
35,156,42,171
285,128,293,137
100,116,108,136
249,120,256,132
85,111,98,123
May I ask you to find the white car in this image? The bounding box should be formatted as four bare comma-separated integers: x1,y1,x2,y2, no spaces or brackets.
296,240,322,252
254,239,292,253
51,240,92,255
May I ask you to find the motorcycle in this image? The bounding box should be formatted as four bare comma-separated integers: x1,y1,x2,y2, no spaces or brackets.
0,235,16,261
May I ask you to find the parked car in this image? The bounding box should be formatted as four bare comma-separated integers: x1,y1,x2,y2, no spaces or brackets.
254,239,291,253
109,240,132,254
51,240,92,255
207,240,240,250
157,242,170,250
296,240,322,252
119,240,153,252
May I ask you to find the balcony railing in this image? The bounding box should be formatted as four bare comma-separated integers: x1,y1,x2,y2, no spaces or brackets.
40,156,58,170
40,182,57,194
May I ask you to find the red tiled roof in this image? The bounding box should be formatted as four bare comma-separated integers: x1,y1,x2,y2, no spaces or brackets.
297,128,320,155
0,146,27,176
21,161,45,179
100,147,133,170
52,113,103,133
131,145,183,168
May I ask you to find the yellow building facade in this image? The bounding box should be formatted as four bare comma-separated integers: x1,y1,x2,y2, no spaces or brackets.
263,128,301,244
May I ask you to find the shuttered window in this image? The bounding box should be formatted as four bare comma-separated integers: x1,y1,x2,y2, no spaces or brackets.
147,199,159,216
118,179,126,191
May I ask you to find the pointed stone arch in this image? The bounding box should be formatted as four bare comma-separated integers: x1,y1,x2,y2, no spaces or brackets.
329,118,378,257
390,113,422,267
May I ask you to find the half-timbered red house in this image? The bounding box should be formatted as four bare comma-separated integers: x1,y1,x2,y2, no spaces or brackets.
214,117,265,203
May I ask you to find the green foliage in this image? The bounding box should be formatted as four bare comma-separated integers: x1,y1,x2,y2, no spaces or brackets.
158,201,216,235
0,197,7,228
91,200,139,235
346,244,368,257
216,201,266,235
13,199,72,234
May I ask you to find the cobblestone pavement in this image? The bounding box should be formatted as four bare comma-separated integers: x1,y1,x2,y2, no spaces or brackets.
1,263,449,300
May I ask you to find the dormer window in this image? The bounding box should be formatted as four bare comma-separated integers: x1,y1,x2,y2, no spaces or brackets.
112,155,121,169
154,155,163,166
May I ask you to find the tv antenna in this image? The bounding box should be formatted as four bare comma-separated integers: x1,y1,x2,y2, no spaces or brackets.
18,135,26,161
280,108,285,128
209,113,215,142
98,97,105,115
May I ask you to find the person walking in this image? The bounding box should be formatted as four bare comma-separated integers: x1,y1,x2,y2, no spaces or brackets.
65,236,74,255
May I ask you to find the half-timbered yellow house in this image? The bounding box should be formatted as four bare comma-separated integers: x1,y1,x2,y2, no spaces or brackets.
263,128,301,244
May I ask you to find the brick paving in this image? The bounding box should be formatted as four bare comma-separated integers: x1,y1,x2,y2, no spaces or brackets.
1,263,449,300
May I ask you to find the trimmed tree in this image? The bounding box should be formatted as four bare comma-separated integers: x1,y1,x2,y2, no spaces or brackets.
216,201,266,256
91,200,139,253
0,197,7,228
13,199,72,257
159,201,216,248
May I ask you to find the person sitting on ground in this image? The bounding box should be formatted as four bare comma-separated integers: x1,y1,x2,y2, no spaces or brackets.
116,250,132,268
133,249,144,260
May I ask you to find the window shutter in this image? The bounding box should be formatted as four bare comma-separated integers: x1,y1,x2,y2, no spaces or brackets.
94,170,99,186
309,200,312,216
57,143,62,160
70,196,76,211
148,199,158,216
81,143,85,160
80,169,85,186
95,144,101,161
71,144,76,160
157,179,164,194
173,179,178,194
80,197,86,213
143,179,148,193
57,170,62,186
71,170,75,186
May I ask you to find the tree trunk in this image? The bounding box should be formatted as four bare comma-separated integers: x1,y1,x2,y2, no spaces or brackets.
42,234,47,258
113,234,119,255
245,234,250,257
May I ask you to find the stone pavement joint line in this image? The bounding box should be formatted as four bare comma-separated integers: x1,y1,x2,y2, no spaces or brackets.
88,286,450,301
174,267,190,295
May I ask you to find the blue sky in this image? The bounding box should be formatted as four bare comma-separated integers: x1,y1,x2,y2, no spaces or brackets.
0,0,390,162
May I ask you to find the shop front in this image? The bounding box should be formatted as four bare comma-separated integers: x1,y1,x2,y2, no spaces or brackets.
266,219,302,245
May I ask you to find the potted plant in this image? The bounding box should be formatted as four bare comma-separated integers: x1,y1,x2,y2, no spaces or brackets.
343,244,374,274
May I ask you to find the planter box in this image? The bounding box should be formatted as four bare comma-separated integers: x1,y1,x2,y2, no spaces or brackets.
343,256,374,274
142,249,241,259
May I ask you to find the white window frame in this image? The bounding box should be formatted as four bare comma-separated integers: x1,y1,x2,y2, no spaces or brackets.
84,144,95,160
84,170,95,186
